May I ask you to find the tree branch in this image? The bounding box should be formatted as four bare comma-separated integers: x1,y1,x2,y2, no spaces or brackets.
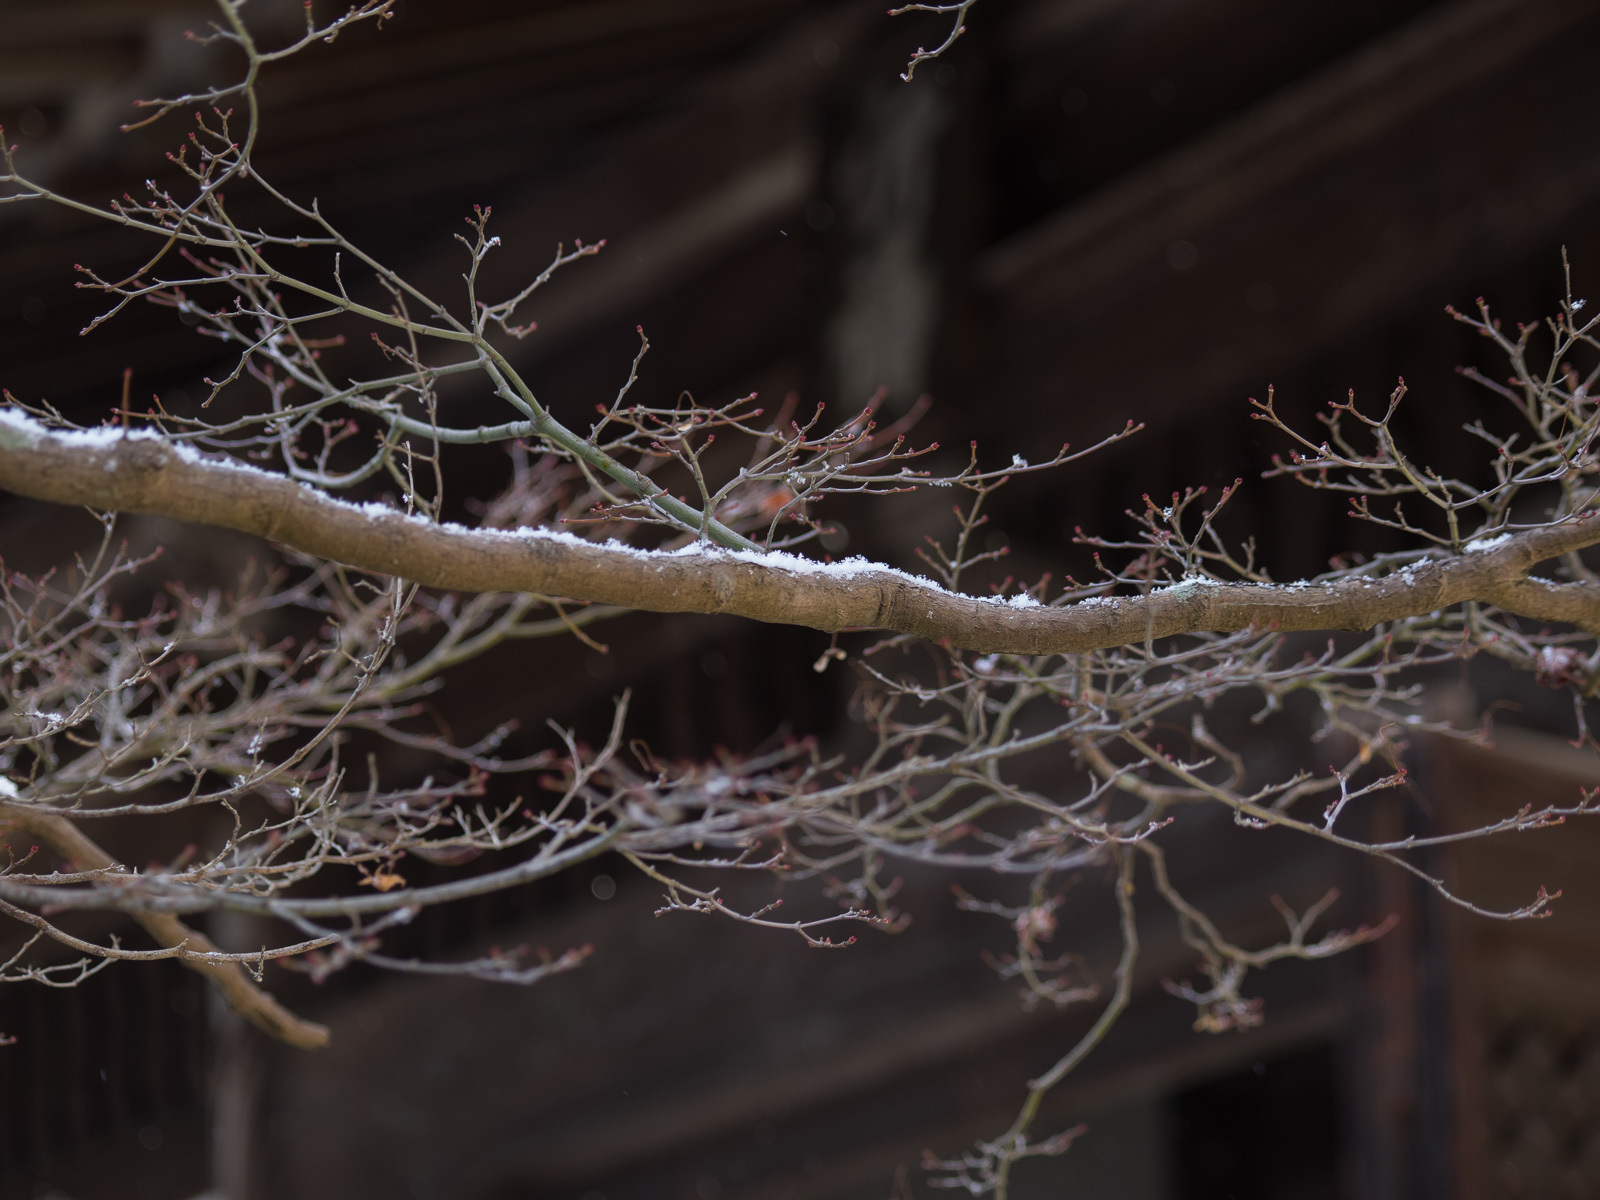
2,413,1598,654
0,801,331,1049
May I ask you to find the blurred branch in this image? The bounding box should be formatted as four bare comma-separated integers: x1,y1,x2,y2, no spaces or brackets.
1,804,330,1048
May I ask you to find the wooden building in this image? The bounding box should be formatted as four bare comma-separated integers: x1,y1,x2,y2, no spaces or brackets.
3,1,1599,1197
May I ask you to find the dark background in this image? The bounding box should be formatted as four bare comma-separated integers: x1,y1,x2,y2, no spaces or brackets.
3,2,1600,1198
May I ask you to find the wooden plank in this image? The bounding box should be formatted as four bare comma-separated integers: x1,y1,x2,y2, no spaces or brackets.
267,825,1346,1196
969,0,1600,444
981,0,1592,306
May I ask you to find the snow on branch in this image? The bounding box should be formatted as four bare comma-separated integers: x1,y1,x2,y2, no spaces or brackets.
1,408,1598,655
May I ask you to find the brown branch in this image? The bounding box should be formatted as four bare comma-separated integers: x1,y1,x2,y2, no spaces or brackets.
2,417,1598,653
0,802,331,1049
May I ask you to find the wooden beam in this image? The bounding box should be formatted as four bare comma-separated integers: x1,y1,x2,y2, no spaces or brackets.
267,828,1343,1195
981,0,1590,305
972,0,1600,440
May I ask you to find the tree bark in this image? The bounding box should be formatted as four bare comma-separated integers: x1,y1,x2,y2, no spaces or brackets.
3,414,1597,652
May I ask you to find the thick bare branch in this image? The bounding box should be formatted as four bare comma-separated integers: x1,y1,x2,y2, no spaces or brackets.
2,413,1597,653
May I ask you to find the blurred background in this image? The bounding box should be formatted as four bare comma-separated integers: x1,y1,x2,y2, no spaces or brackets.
2,1,1600,1197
